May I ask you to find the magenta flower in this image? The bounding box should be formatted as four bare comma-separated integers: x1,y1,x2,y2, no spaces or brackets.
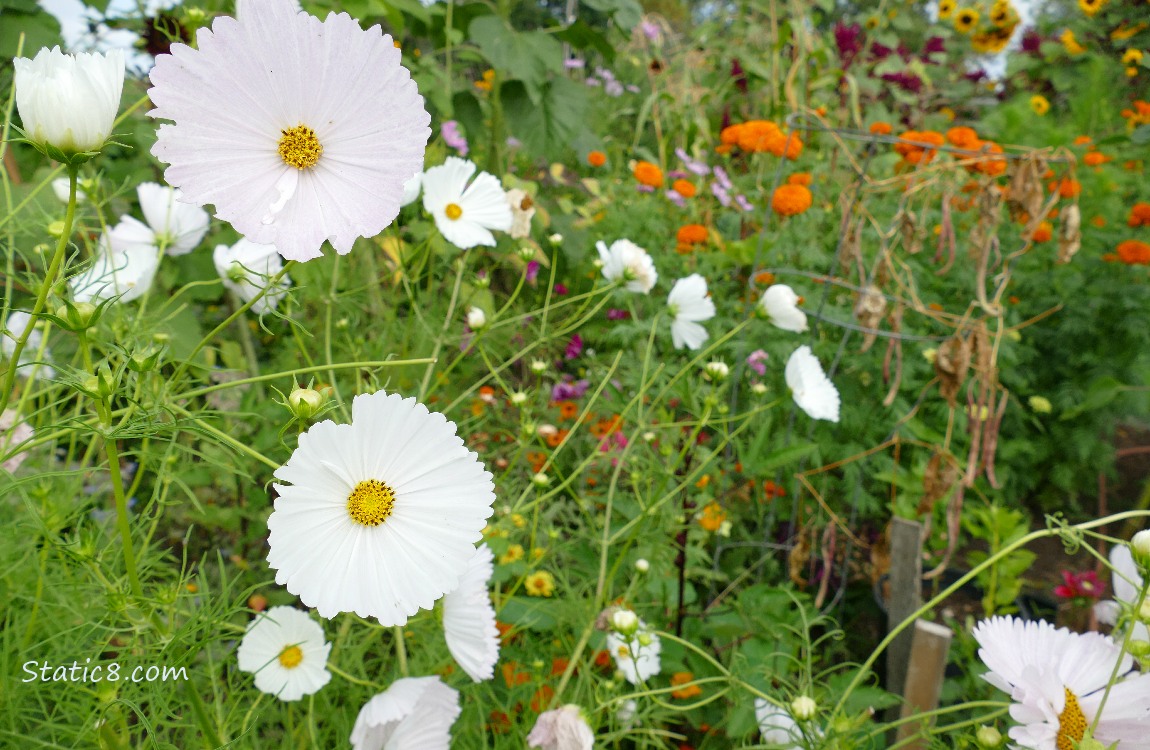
526,260,540,284
553,283,569,295
1053,570,1105,602
564,334,583,360
606,308,630,320
551,377,590,401
440,120,469,156
746,349,769,376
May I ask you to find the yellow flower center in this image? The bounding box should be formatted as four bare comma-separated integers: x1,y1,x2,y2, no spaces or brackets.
445,203,463,220
278,125,323,170
1056,688,1086,750
278,645,303,669
347,479,396,527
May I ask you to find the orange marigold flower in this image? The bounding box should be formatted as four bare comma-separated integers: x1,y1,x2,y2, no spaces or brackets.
488,710,512,734
771,183,813,216
1049,177,1081,198
550,657,571,677
1029,221,1053,243
697,501,727,532
530,684,555,712
735,120,782,152
1073,135,1092,146
594,649,612,668
526,450,547,473
763,480,787,498
1127,202,1150,227
720,123,745,145
502,661,531,687
557,400,578,420
1116,239,1150,265
946,126,979,148
895,130,945,164
754,271,776,286
672,178,697,198
588,150,607,167
972,141,1007,177
633,160,664,187
870,121,893,135
787,172,812,186
768,129,804,159
671,672,703,699
545,428,569,448
1091,215,1106,228
1083,151,1109,167
676,223,709,246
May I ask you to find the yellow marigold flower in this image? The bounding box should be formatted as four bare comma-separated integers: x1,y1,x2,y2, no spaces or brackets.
1061,30,1086,55
524,570,555,597
697,502,727,532
1077,0,1105,16
499,544,525,564
1030,95,1051,116
938,0,956,19
474,69,495,92
1128,67,1140,77
954,8,979,34
1122,49,1144,65
671,672,703,699
1112,24,1148,42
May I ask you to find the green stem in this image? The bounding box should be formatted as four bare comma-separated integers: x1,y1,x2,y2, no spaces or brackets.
176,359,435,401
393,626,409,677
104,414,143,598
0,165,78,414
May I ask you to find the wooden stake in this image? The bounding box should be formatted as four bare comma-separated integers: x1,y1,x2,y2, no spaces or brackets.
896,620,954,748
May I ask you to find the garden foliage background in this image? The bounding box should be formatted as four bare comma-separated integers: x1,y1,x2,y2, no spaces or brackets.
1,0,1149,746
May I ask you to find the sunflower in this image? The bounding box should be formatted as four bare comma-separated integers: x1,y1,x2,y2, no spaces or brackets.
1077,0,1106,16
953,8,979,33
938,0,956,19
1030,95,1051,116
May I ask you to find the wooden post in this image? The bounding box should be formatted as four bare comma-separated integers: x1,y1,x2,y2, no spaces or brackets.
895,620,954,748
886,517,923,698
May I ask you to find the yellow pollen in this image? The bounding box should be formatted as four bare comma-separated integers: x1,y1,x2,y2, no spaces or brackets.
445,203,463,221
1056,688,1086,750
278,645,303,669
519,196,534,211
278,125,323,170
347,479,396,526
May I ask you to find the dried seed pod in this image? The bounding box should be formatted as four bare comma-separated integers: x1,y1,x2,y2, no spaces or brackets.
1007,153,1046,225
900,209,924,255
935,333,972,407
855,284,887,353
919,449,958,516
1058,203,1081,264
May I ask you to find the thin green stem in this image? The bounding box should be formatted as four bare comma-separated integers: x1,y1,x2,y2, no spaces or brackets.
104,415,143,597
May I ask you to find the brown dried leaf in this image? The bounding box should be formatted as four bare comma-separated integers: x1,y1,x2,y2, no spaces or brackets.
934,333,972,407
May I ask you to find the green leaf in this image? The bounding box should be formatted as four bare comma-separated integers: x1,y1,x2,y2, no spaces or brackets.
580,0,642,32
468,16,562,100
1131,124,1150,145
0,11,60,60
1060,376,1126,420
743,441,818,476
553,19,614,61
500,77,588,158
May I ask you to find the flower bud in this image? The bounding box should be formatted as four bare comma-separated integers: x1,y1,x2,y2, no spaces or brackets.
53,300,99,331
1131,530,1150,570
509,391,528,405
530,359,548,374
975,725,1003,748
127,343,164,373
611,609,639,636
47,220,66,237
790,696,817,721
1128,640,1150,658
96,362,118,399
548,233,563,245
14,47,125,158
1028,395,1053,414
287,386,327,421
467,306,487,330
531,471,551,488
637,631,653,647
517,245,536,261
703,360,729,381
634,558,649,573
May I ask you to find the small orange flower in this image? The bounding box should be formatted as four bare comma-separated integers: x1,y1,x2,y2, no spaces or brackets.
488,710,512,734
735,120,782,152
672,178,696,198
1127,202,1150,227
771,183,812,216
550,657,571,677
763,480,786,499
502,661,531,687
720,123,745,145
633,160,664,188
1116,239,1150,265
971,141,1007,177
1028,221,1053,243
1091,215,1106,228
530,685,556,712
526,450,547,473
869,121,893,135
1049,177,1081,198
676,223,708,246
544,428,569,448
697,502,727,532
754,271,776,285
1083,151,1109,167
588,150,607,167
594,649,612,668
557,400,578,420
946,126,979,148
671,672,703,699
787,172,812,186
695,474,711,490
1072,135,1092,146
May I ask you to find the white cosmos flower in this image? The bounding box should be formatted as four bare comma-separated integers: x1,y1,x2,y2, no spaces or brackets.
213,238,292,314
527,704,595,750
2,312,55,380
14,46,125,154
760,284,808,333
236,605,331,702
119,182,211,256
421,157,512,249
350,676,461,750
754,699,805,749
0,409,35,473
596,239,657,294
70,226,160,304
148,0,430,262
785,346,840,423
400,171,423,207
1094,545,1149,642
666,274,715,350
442,544,500,682
268,390,496,623
505,188,536,239
52,177,89,203
605,615,661,685
973,615,1150,750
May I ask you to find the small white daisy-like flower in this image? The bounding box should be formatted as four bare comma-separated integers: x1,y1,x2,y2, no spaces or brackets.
785,346,840,423
605,615,661,685
754,699,805,749
596,239,657,294
442,544,500,682
505,188,536,239
116,182,210,256
213,238,292,314
70,227,160,304
14,47,125,154
2,312,56,380
268,390,496,623
973,615,1150,750
760,284,808,333
1094,545,1149,642
147,0,430,262
421,157,512,249
527,704,595,750
350,675,461,750
236,606,331,702
666,274,715,350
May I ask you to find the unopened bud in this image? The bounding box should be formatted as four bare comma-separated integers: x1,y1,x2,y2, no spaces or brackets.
790,696,817,721
127,344,164,373
637,631,653,647
54,300,99,331
288,387,327,421
1128,640,1150,658
634,558,649,573
509,391,528,405
1131,530,1150,571
531,471,551,488
530,359,548,374
975,725,1002,748
467,306,488,330
703,361,729,382
611,609,639,636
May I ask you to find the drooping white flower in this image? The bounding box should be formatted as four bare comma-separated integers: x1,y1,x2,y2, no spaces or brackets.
605,614,661,685
14,46,125,154
596,239,657,294
2,312,56,380
666,274,715,350
1094,545,1149,643
213,238,292,314
69,226,160,304
527,704,595,750
421,157,512,249
442,544,500,682
785,346,840,423
754,699,805,749
148,0,431,262
505,188,536,239
350,676,461,750
268,390,496,623
236,606,331,702
973,615,1150,750
117,182,210,256
760,284,808,333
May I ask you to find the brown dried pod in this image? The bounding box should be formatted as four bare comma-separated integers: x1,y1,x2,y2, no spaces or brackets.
855,284,887,353
1058,204,1082,264
900,210,925,255
934,333,972,406
972,320,993,376
919,450,958,516
1007,153,1046,225
788,527,812,587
